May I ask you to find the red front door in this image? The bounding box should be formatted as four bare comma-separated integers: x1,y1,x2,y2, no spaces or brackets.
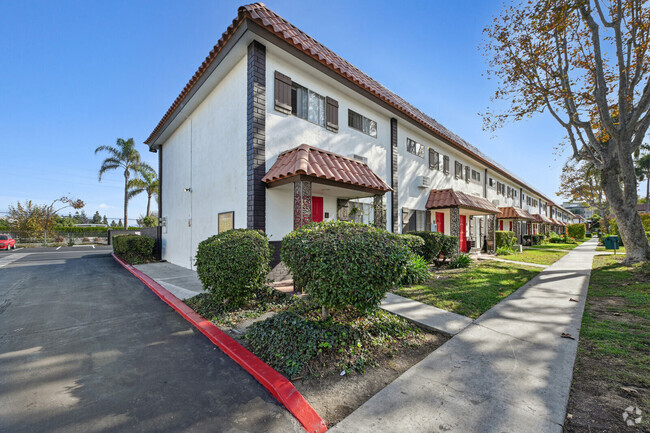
435,212,445,233
509,221,513,231
499,220,503,231
312,196,324,222
460,215,467,252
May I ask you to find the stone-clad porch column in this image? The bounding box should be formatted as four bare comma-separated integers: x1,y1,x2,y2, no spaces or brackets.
513,220,522,244
488,214,496,253
450,207,460,254
293,180,312,230
373,194,386,229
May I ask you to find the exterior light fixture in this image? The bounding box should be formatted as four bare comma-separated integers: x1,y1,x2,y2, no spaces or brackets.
184,187,192,192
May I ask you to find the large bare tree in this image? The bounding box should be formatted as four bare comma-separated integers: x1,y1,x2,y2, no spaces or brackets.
484,0,650,262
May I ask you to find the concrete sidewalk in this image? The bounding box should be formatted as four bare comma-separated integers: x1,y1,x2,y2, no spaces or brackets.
332,237,599,433
135,261,204,299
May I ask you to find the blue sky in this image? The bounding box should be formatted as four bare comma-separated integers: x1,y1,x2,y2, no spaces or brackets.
0,0,572,223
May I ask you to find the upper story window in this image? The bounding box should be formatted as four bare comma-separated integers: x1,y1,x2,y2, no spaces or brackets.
292,83,325,127
429,149,440,170
455,161,463,179
464,166,470,183
406,138,424,158
471,170,481,182
488,177,495,188
348,110,377,137
443,155,450,175
274,71,338,132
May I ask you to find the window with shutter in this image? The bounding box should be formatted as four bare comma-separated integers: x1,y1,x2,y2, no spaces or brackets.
465,166,470,183
274,71,292,114
455,161,462,179
326,97,338,132
429,149,439,170
443,156,450,175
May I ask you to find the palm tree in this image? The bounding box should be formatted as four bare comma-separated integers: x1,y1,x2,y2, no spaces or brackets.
95,138,152,229
127,167,159,217
636,154,650,212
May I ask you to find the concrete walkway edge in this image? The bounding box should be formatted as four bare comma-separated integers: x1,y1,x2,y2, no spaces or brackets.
381,293,473,336
112,253,328,433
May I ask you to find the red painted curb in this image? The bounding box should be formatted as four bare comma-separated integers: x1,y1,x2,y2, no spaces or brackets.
112,253,328,433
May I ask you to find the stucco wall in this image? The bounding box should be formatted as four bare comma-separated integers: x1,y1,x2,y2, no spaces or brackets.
264,46,392,239
161,54,248,269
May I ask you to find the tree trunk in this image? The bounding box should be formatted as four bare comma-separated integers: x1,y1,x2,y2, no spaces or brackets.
601,161,650,263
146,193,151,217
321,306,329,321
124,173,129,230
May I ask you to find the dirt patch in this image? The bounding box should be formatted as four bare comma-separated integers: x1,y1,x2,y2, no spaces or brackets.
564,347,649,432
293,332,447,426
589,297,645,325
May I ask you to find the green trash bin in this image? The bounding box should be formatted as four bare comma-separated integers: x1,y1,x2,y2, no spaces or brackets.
604,236,619,250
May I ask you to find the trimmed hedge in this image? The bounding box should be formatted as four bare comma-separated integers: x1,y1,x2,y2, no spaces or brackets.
400,234,425,257
409,231,459,265
567,223,586,240
113,234,155,264
281,221,410,315
195,229,271,307
495,231,516,248
521,234,543,246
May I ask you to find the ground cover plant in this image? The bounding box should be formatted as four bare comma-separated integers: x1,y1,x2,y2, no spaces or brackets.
565,255,649,432
244,298,427,379
496,248,568,265
112,234,155,264
394,261,540,319
184,286,295,328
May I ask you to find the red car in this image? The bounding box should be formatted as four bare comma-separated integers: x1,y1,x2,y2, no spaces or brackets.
0,234,16,250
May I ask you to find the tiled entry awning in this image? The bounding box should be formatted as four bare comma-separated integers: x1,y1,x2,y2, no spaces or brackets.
426,189,501,214
498,207,534,220
262,144,392,193
532,213,553,224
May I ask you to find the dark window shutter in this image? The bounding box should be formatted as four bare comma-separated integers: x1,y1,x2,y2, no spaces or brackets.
326,97,339,132
465,166,470,183
429,149,435,170
274,71,292,114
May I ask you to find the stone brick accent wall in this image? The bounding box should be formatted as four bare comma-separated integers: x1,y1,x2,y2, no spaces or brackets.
247,41,266,231
450,208,460,253
390,118,399,233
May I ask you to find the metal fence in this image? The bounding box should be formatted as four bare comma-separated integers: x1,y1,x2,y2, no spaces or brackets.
1,229,110,245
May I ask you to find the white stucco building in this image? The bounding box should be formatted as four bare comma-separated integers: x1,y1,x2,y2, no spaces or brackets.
145,3,572,269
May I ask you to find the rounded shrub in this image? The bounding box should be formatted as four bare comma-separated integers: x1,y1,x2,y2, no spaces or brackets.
195,229,271,307
495,231,516,248
399,234,425,257
281,221,410,315
567,223,586,240
113,234,155,264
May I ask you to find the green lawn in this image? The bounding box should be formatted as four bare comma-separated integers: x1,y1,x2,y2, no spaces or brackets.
527,242,581,251
394,261,541,319
595,245,626,253
497,249,569,265
565,255,650,431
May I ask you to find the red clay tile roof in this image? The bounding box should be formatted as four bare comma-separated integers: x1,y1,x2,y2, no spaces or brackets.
261,144,392,192
144,3,553,204
497,207,534,220
426,189,501,214
531,213,552,224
